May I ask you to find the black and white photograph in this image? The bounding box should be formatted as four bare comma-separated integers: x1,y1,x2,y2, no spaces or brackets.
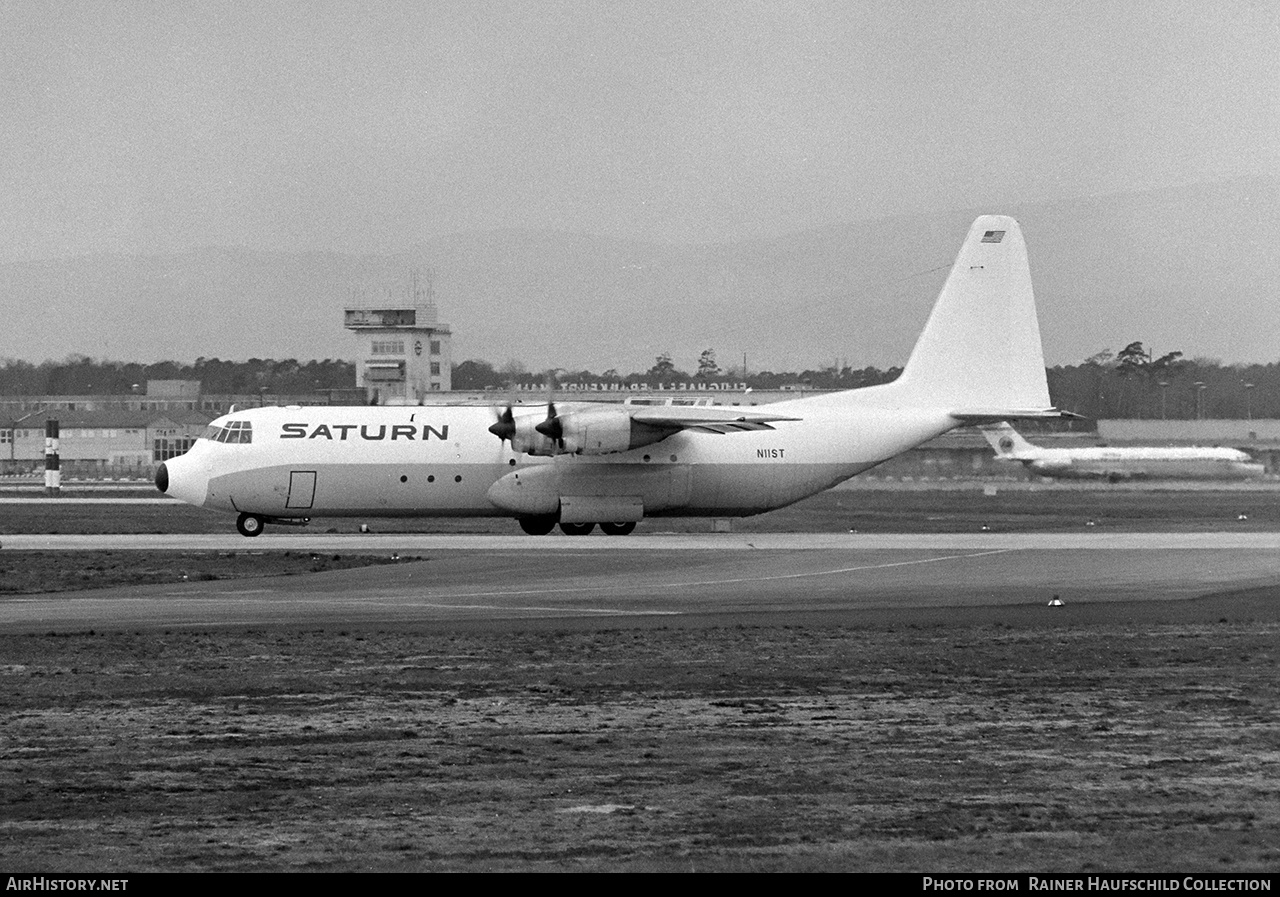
1,1,1278,876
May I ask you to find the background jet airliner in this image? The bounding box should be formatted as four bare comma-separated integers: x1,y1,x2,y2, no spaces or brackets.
158,215,1063,536
980,422,1265,482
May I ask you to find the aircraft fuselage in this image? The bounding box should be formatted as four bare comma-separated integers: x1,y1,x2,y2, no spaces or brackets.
161,399,955,524
1019,448,1264,481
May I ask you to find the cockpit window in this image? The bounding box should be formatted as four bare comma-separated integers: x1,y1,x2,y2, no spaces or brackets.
200,420,253,444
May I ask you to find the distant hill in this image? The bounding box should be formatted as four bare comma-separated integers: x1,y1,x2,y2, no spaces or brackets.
2,176,1277,372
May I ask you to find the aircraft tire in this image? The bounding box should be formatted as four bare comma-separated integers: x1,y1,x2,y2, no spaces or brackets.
236,513,265,538
558,521,596,536
518,515,557,536
599,522,636,536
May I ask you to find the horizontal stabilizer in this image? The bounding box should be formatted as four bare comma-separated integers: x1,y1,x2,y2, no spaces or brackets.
951,409,1083,425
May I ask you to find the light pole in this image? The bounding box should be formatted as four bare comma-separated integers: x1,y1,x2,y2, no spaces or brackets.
1193,381,1206,420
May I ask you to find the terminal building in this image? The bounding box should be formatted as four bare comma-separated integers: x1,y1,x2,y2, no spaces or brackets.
0,406,214,476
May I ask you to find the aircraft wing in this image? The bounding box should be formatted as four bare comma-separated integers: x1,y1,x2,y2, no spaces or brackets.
493,401,803,456
628,406,801,433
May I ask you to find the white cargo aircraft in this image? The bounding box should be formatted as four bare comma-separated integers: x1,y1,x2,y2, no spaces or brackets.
980,422,1265,482
158,215,1063,536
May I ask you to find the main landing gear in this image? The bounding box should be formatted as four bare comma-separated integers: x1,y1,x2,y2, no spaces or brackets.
515,517,637,536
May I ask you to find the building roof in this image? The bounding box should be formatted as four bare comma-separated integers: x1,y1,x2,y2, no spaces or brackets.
9,408,213,429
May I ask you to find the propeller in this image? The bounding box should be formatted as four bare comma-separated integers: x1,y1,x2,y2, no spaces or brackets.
534,401,565,450
488,404,516,443
490,375,566,453
488,378,521,444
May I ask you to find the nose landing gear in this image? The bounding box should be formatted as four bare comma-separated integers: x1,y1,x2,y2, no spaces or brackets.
517,514,558,535
234,514,310,537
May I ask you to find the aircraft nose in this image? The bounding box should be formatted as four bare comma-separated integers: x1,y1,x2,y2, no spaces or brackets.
157,452,210,508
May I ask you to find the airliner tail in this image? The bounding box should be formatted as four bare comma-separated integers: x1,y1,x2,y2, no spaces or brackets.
979,422,1038,458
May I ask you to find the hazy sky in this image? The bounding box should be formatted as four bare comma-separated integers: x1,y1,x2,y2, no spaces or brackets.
3,1,1277,262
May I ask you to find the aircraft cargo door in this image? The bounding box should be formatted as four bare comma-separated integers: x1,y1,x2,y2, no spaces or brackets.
666,463,691,509
286,470,317,510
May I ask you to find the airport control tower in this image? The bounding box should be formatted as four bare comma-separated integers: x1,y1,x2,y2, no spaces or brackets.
344,271,452,403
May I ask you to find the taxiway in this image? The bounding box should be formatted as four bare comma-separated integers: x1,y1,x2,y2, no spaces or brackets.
3,532,1278,632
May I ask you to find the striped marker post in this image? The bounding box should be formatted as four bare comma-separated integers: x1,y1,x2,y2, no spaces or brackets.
44,419,60,495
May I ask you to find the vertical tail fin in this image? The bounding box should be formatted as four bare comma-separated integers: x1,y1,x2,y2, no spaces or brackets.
980,422,1037,458
891,216,1051,414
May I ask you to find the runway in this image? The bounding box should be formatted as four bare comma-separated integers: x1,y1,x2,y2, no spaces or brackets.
8,531,1280,550
3,532,1278,632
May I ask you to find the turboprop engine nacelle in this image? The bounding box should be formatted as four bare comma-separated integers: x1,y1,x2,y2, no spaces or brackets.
553,406,638,455
523,406,674,456
505,412,560,456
